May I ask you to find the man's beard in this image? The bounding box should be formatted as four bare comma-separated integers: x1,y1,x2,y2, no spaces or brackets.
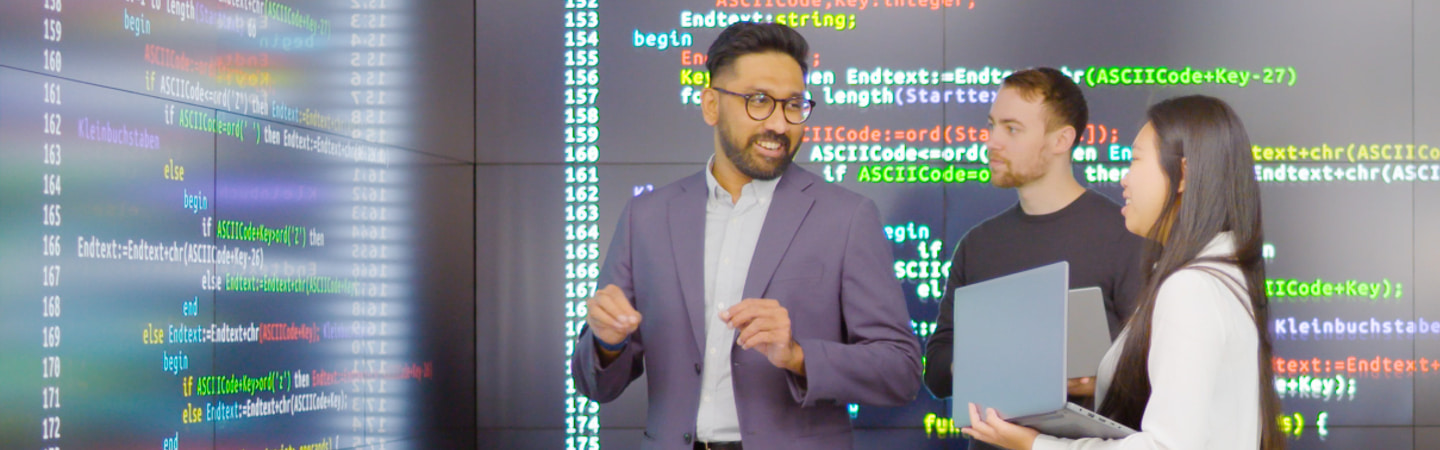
719,124,798,181
989,153,1048,188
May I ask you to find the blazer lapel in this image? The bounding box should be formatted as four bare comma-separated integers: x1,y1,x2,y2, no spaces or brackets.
668,173,708,354
744,166,815,299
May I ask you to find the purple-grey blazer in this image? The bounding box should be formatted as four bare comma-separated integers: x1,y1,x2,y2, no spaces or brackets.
571,164,922,450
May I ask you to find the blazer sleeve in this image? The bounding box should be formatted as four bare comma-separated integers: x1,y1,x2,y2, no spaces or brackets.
787,198,923,407
569,201,646,403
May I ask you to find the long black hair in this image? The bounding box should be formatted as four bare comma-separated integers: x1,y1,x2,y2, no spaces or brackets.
1096,95,1284,449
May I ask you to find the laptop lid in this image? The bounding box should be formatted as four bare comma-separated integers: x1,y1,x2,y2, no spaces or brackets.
1067,287,1111,379
950,261,1068,427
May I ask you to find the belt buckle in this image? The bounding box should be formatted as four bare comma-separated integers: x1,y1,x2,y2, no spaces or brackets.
698,440,738,450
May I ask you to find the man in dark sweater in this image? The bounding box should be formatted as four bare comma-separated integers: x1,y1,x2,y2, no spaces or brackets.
923,68,1143,403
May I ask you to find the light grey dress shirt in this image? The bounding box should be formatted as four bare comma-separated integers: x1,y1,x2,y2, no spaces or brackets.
696,157,780,442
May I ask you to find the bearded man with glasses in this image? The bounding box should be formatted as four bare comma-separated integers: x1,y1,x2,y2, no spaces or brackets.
570,21,922,450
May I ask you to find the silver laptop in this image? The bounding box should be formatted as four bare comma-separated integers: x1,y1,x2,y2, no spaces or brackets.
950,262,1135,439
1067,287,1111,379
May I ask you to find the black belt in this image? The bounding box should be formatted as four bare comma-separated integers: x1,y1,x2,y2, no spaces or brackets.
693,441,742,450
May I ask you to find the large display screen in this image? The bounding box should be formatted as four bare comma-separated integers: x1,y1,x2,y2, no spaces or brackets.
474,0,1440,448
0,1,477,449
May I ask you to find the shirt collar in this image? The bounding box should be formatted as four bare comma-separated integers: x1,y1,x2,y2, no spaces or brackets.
704,155,781,204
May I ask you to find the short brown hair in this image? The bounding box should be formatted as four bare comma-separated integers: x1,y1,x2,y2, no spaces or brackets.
1001,68,1088,148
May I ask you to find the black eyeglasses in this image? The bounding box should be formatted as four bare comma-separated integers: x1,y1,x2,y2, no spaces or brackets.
711,87,816,124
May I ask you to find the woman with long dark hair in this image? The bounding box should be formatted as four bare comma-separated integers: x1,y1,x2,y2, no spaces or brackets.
961,95,1285,450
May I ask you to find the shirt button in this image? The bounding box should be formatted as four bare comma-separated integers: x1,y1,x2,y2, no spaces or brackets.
703,395,711,402
709,347,716,355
